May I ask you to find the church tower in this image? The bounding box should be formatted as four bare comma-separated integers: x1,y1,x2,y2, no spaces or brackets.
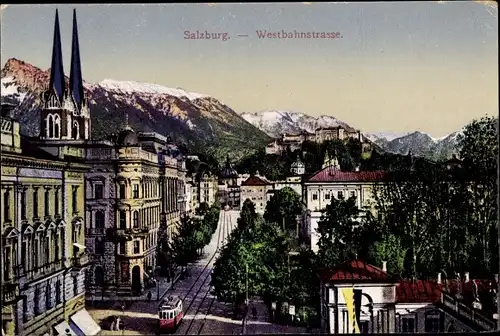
40,9,90,142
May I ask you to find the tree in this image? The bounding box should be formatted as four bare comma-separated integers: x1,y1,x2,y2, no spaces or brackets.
264,187,302,233
171,216,199,272
196,202,210,216
316,196,361,269
368,233,406,278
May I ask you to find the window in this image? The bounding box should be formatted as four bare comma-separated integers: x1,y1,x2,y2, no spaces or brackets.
23,298,29,322
94,184,104,199
134,241,140,254
72,186,78,214
34,287,40,315
55,280,61,304
44,189,50,216
21,190,26,220
95,266,104,286
95,239,105,255
54,233,60,261
133,184,139,199
46,283,52,310
133,211,139,228
119,210,126,229
402,317,415,333
3,190,10,221
119,184,126,199
312,193,318,200
73,275,78,296
119,242,125,255
324,193,330,200
54,189,59,215
3,246,11,281
21,241,27,270
33,189,39,218
34,239,39,269
54,115,60,138
425,315,440,333
337,191,344,199
95,211,105,231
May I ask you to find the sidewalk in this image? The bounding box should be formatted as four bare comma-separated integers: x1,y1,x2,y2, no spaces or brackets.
86,272,182,302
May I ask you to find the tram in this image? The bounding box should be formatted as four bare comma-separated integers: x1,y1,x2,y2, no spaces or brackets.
158,295,184,333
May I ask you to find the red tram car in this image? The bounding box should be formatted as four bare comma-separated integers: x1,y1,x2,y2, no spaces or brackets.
158,296,184,333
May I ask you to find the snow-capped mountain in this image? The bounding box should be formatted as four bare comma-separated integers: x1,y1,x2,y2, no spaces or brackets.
1,58,270,160
364,132,411,143
241,110,461,160
240,110,355,138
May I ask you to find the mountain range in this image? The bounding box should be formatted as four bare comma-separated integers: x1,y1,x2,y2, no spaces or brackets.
241,110,461,161
1,58,460,164
0,58,270,162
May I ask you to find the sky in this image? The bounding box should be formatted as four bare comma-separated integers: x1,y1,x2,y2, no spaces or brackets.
1,2,498,138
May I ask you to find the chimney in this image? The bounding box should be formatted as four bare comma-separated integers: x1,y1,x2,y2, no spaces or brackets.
437,272,442,284
465,272,470,283
382,261,387,272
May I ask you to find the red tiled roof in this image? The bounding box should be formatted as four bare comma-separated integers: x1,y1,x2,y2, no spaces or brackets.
241,176,270,186
396,280,443,304
308,167,389,183
318,259,392,282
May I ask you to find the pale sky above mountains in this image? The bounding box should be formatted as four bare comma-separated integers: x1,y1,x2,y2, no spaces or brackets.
1,2,498,138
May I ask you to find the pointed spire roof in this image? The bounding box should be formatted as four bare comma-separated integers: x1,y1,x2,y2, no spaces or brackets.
69,9,85,110
49,9,65,103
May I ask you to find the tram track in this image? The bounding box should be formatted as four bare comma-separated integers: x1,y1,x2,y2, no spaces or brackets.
177,210,233,335
184,211,234,335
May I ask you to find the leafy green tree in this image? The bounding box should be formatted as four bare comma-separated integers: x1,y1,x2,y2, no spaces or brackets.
264,187,302,233
368,233,406,277
316,196,361,269
171,216,199,271
456,116,498,273
196,202,210,216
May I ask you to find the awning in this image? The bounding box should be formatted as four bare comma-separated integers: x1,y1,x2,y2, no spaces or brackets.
54,321,77,336
69,309,101,336
73,243,86,250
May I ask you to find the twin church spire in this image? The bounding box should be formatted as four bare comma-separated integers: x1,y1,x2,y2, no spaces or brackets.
42,9,90,141
46,9,86,113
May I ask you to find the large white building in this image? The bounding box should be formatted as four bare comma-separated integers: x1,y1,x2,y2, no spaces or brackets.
301,154,387,252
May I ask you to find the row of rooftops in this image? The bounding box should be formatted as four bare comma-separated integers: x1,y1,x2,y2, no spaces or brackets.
227,153,465,187
319,259,498,306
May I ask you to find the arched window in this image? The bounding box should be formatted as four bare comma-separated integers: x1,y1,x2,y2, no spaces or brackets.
133,211,139,228
48,115,54,138
72,121,80,139
53,114,60,138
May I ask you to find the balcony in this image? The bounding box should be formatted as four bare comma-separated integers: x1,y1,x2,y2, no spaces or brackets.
115,227,149,238
440,292,496,331
2,283,21,306
86,228,106,235
21,260,65,283
71,253,90,272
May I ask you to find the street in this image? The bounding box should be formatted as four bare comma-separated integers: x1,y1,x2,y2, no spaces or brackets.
88,209,311,335
87,210,238,335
